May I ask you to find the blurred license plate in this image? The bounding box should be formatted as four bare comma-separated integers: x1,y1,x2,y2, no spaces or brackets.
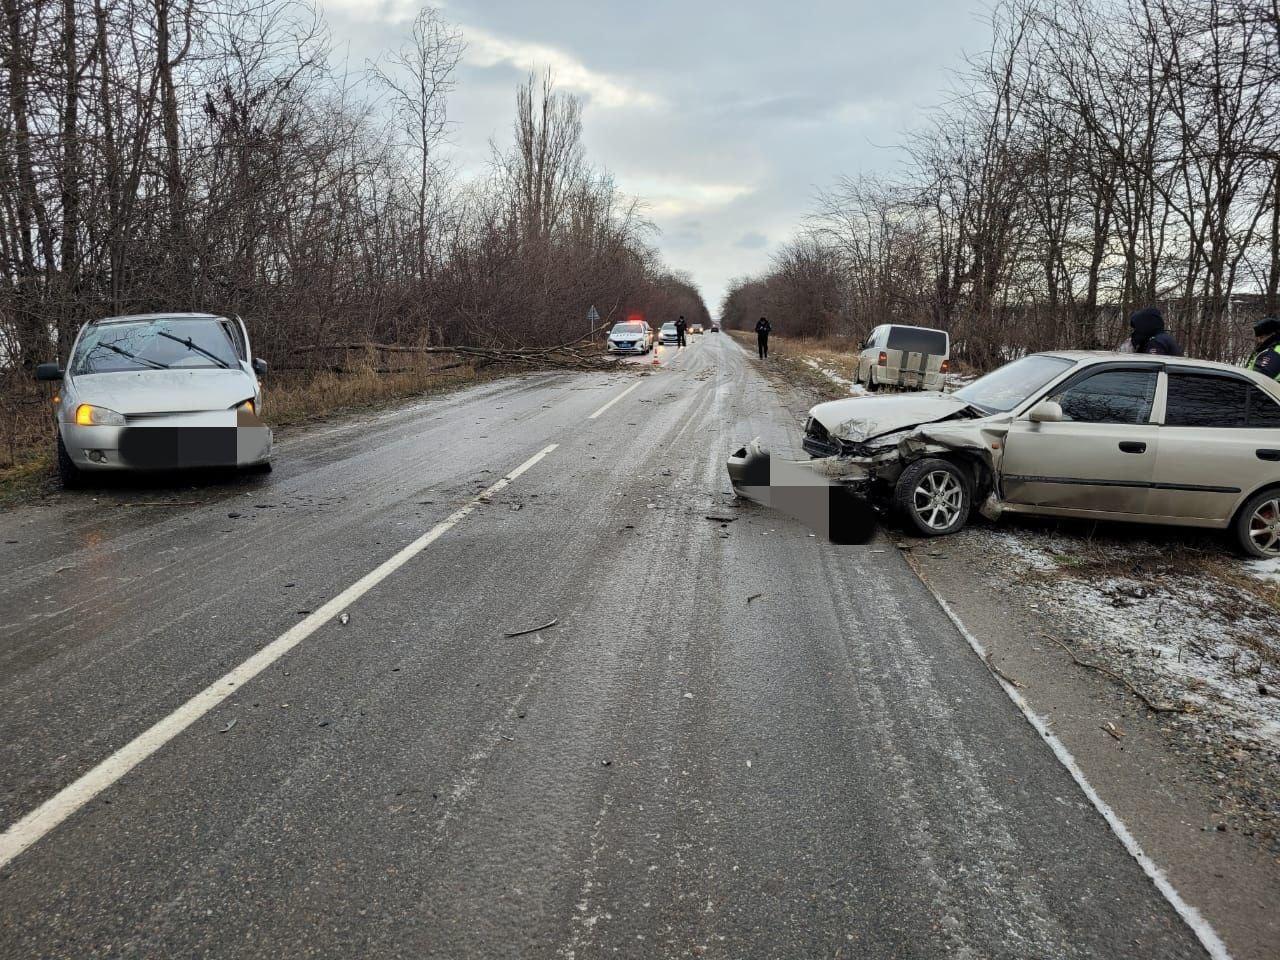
119,427,237,468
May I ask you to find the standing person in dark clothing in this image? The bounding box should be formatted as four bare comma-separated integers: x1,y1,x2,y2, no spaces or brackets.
755,316,771,358
1128,307,1182,356
675,315,688,348
1245,315,1280,381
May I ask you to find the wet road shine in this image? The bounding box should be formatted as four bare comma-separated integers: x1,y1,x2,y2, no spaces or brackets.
0,335,1204,958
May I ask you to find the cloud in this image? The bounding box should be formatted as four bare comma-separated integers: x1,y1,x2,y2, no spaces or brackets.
464,25,659,110
622,178,755,219
735,231,768,250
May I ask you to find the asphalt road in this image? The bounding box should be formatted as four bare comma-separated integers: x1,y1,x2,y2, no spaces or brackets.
0,334,1206,958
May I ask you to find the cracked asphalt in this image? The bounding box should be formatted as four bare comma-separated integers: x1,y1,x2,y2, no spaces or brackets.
0,334,1206,958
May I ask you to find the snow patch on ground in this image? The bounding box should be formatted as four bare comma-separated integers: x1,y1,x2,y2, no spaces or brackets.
1246,557,1280,584
802,358,869,396
945,372,978,391
980,529,1280,751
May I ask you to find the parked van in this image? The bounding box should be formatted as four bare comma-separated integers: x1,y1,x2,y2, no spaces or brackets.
856,324,950,392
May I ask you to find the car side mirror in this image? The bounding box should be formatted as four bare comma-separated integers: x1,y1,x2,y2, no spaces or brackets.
252,357,269,376
1029,400,1064,423
35,362,63,382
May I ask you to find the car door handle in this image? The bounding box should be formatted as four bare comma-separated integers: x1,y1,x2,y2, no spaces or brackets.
1118,441,1147,454
1258,449,1280,462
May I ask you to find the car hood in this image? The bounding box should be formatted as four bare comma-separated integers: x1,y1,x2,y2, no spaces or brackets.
810,392,976,442
70,368,255,415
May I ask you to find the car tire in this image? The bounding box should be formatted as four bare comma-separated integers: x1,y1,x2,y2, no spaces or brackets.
56,433,83,489
894,457,970,537
1234,487,1280,558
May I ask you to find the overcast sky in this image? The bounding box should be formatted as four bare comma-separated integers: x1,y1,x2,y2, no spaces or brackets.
319,0,995,313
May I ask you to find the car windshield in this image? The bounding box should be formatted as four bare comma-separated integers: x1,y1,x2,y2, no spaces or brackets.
886,326,947,355
612,323,644,335
953,354,1076,413
661,323,676,330
72,317,242,375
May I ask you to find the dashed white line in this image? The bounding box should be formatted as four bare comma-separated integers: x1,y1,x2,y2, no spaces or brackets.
0,443,559,871
587,381,642,420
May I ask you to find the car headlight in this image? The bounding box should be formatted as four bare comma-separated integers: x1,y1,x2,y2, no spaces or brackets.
236,398,256,414
74,403,125,426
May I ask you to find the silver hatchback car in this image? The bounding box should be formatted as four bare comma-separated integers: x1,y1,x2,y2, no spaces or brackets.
36,313,272,486
779,352,1280,556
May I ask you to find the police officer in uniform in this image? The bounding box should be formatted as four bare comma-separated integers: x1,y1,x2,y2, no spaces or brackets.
1128,306,1182,356
1246,315,1280,381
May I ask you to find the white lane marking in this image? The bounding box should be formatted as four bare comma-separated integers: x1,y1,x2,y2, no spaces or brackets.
0,443,559,872
587,381,642,420
925,590,1232,960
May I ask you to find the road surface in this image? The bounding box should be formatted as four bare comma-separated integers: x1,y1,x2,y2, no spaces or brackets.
0,334,1206,958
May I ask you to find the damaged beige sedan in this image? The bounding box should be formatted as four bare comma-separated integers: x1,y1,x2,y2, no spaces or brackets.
732,352,1280,556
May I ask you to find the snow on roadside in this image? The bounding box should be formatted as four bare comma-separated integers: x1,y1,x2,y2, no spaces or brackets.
1246,557,1280,585
801,358,868,396
978,528,1280,751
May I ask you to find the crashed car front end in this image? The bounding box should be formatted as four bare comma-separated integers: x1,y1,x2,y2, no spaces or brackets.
800,393,1001,493
729,393,1013,539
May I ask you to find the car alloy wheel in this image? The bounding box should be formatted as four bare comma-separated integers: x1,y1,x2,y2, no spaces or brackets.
912,469,964,531
1247,496,1280,555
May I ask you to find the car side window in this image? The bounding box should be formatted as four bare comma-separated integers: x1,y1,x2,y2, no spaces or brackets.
1165,371,1248,427
1248,387,1280,428
1056,368,1158,424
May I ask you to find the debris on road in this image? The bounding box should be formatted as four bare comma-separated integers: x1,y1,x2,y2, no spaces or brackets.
218,719,237,734
504,617,558,638
339,612,351,626
704,515,736,523
746,593,763,604
1102,722,1125,741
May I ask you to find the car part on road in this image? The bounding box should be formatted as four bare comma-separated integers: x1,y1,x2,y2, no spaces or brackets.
726,439,876,544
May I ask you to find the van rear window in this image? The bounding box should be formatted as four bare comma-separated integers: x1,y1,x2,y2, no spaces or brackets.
886,327,948,355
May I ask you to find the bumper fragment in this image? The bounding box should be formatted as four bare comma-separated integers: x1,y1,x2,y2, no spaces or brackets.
726,439,877,544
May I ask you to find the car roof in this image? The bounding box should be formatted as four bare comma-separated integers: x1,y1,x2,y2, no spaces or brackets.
92,312,225,325
1039,350,1280,395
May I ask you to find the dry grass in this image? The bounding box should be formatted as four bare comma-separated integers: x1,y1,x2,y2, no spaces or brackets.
0,356,499,504
262,357,489,428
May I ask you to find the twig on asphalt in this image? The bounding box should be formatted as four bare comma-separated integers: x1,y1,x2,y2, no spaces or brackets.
986,660,1023,689
1043,633,1185,713
746,593,763,604
504,618,558,638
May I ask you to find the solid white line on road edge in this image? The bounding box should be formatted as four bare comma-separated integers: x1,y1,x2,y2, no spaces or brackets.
0,443,560,873
925,589,1233,960
587,380,642,420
